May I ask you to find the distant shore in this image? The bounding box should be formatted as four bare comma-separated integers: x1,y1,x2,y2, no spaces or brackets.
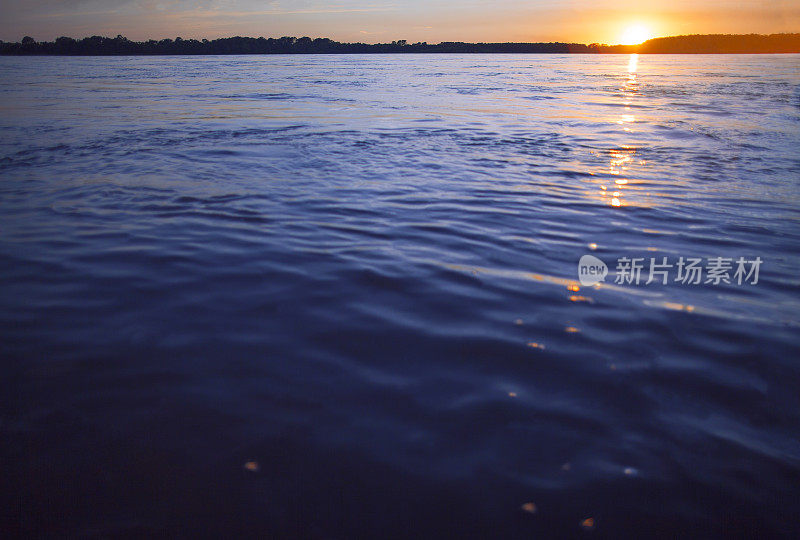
1,33,799,55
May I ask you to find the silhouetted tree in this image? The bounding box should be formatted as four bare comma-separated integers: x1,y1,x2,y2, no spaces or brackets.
1,33,798,55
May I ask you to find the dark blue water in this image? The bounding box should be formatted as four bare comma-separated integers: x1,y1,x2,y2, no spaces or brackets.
1,54,799,538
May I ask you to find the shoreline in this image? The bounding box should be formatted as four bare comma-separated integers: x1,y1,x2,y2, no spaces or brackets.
2,33,799,56
3,51,800,56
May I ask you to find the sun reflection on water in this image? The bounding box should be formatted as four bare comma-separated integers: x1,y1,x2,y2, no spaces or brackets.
628,53,638,74
598,146,637,207
592,54,642,209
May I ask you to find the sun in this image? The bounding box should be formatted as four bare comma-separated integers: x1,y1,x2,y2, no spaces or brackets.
620,24,652,45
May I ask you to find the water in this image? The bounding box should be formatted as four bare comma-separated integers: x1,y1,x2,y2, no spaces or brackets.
1,54,799,537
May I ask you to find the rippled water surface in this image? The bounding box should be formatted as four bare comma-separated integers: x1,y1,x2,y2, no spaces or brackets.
1,54,799,537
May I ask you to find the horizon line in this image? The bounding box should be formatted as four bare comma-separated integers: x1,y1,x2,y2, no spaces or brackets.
3,33,799,55
2,31,800,47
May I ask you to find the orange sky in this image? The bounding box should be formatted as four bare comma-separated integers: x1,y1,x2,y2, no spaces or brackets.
1,0,798,44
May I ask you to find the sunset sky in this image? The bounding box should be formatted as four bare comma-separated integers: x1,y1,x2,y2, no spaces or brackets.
1,0,798,45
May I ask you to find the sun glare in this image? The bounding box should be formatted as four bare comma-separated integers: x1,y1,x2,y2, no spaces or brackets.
620,25,651,45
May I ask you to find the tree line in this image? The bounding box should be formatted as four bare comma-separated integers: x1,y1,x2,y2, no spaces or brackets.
0,33,798,55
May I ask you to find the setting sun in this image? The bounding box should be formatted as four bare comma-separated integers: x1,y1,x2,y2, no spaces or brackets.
620,24,652,45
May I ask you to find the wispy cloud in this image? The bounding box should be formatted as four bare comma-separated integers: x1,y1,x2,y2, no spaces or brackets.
181,5,396,17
